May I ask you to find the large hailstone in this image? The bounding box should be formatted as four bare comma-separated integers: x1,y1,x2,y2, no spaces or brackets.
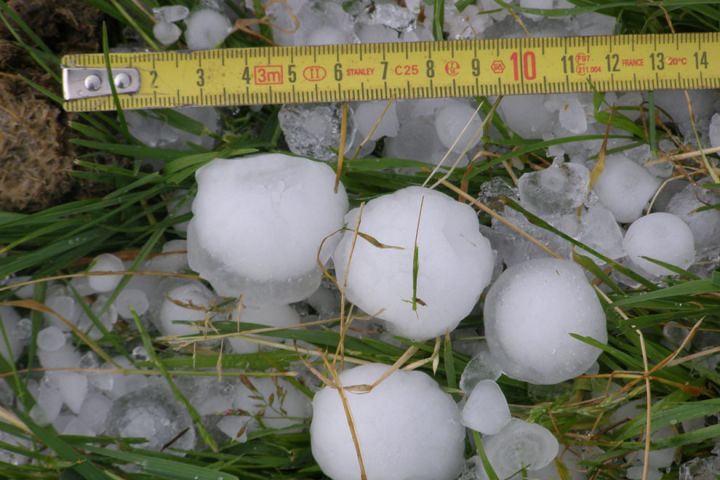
188,154,349,305
623,213,696,277
311,363,465,480
484,258,607,385
332,186,494,340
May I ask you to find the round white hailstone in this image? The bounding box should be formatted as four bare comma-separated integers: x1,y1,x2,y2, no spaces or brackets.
37,343,80,370
0,307,25,361
157,282,214,336
43,294,79,331
311,363,465,480
593,156,660,223
228,304,300,353
153,21,182,46
153,5,189,23
484,258,607,385
498,94,554,138
623,213,696,277
665,182,720,250
518,163,590,215
332,186,494,341
483,419,559,478
115,289,150,320
37,326,66,352
187,154,348,305
352,101,400,141
434,100,483,153
459,343,503,393
461,380,510,435
184,9,232,50
653,90,718,127
88,253,125,293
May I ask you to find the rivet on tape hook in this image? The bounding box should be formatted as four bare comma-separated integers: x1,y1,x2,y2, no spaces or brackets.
62,67,141,101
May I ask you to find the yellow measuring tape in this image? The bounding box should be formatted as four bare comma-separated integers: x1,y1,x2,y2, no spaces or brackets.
62,32,720,112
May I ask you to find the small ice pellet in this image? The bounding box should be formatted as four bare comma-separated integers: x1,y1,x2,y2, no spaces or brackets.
434,100,483,153
624,212,696,277
88,253,125,293
305,26,352,45
153,5,189,23
44,295,78,329
484,258,607,385
483,419,559,478
153,21,182,46
461,380,511,435
37,326,66,352
115,289,150,320
184,9,232,50
593,156,660,223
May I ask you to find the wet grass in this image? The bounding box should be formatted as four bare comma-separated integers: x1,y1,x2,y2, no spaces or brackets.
0,0,718,479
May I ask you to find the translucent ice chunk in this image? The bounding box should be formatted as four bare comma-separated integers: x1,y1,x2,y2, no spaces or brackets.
623,213,696,277
665,182,720,250
518,163,590,215
593,155,660,223
310,363,465,480
278,103,357,161
461,380,510,435
88,253,125,293
710,113,720,148
184,9,232,50
332,187,494,340
187,154,348,304
459,344,503,393
483,419,559,478
577,205,625,261
106,386,196,451
484,258,607,384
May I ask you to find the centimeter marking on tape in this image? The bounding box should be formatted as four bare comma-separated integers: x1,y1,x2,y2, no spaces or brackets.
62,32,720,112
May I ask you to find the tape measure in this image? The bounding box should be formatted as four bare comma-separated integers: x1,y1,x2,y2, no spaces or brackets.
62,32,720,112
